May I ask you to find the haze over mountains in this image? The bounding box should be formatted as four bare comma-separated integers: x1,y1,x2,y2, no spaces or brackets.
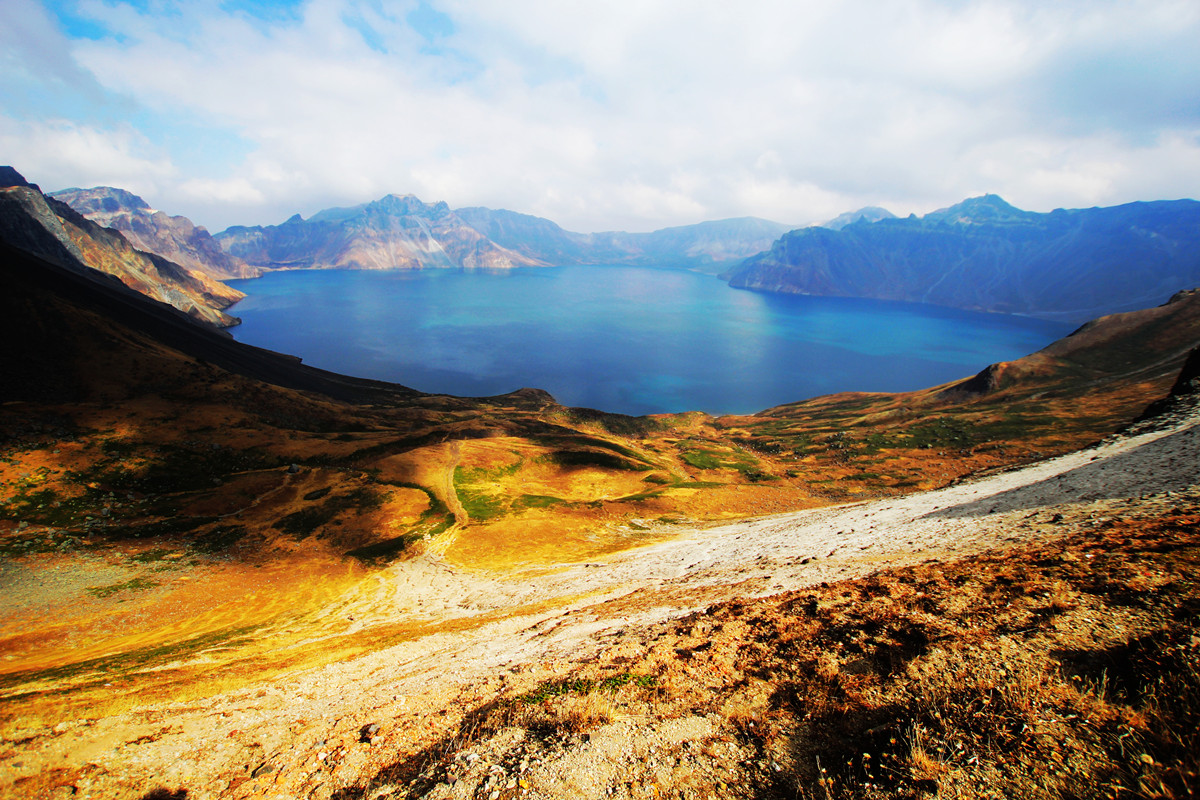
453,207,794,272
14,166,1200,328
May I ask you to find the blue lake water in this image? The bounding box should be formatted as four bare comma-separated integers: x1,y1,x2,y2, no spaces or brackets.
226,266,1072,416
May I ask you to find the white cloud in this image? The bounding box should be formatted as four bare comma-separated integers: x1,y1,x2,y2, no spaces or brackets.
3,0,1197,232
0,118,176,193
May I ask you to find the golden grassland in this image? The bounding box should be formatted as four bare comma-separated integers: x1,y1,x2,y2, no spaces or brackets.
0,349,1175,719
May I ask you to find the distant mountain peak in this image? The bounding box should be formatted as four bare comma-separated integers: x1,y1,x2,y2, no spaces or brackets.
377,192,422,207
50,186,153,215
819,206,896,231
307,193,449,223
927,194,1029,225
372,193,451,216
51,185,258,281
218,193,539,271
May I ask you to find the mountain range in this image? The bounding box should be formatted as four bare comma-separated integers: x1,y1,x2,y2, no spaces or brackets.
453,207,794,272
724,194,1200,322
215,194,543,272
49,186,260,280
0,168,242,327
15,170,1200,327
215,197,794,274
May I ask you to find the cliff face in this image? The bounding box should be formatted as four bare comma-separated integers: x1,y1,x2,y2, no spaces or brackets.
216,194,543,271
724,195,1200,322
50,186,260,280
0,169,243,328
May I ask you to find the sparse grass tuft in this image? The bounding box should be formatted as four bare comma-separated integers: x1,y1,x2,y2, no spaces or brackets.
85,577,160,598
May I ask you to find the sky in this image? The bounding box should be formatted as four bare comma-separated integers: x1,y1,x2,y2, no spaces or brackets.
2,0,1199,234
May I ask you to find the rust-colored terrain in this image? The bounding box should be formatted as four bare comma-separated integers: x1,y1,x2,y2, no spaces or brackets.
1,233,1198,799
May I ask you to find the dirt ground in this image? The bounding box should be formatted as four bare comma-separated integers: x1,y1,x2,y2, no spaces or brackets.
1,402,1198,799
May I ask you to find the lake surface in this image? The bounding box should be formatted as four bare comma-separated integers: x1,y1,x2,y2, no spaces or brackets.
227,266,1072,416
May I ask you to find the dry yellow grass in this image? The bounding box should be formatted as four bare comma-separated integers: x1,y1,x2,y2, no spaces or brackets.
332,495,1200,800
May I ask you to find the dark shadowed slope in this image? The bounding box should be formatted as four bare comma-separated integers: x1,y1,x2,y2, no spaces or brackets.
0,239,427,404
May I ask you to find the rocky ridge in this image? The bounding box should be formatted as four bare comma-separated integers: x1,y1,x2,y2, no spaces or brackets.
215,194,542,272
0,169,242,327
818,204,897,230
724,194,1200,322
50,186,259,280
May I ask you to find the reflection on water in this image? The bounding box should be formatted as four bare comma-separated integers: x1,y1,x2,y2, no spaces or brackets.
228,266,1071,416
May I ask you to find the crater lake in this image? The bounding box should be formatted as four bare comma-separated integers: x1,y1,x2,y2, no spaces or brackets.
226,265,1072,416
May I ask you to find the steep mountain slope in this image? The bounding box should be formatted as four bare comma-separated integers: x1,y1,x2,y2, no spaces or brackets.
0,239,426,404
453,206,591,264
456,206,792,271
216,194,542,271
0,168,242,327
724,194,1200,322
50,186,259,279
942,288,1200,399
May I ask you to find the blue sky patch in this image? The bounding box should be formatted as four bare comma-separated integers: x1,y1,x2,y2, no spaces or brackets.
407,1,454,42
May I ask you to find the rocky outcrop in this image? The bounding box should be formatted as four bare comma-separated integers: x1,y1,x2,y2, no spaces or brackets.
0,168,243,327
51,186,259,280
724,194,1200,322
216,194,542,272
